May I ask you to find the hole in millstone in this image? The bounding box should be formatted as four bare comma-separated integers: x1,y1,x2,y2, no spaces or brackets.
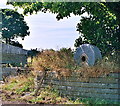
81,56,86,62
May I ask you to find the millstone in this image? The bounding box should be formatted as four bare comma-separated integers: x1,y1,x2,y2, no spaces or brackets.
74,44,102,66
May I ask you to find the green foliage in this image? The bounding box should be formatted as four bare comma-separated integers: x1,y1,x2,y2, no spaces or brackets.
7,2,120,56
10,41,23,48
4,81,17,90
76,3,120,56
74,98,120,105
28,48,40,57
2,9,30,44
16,80,34,94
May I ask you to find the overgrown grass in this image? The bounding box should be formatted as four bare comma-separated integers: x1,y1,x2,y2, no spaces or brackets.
27,87,80,104
2,73,34,95
1,73,83,104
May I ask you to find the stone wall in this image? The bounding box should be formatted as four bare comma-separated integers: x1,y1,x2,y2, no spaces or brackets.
0,43,28,65
43,71,120,102
2,53,27,65
1,43,27,55
0,67,17,80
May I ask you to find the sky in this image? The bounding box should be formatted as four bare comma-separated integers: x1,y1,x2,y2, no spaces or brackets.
1,1,83,50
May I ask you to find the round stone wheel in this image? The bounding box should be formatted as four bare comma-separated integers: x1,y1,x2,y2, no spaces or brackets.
74,44,102,66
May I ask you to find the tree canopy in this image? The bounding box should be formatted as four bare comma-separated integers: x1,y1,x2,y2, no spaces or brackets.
7,2,120,56
2,9,30,45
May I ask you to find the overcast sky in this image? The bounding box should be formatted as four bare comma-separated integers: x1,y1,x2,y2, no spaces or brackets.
1,0,82,50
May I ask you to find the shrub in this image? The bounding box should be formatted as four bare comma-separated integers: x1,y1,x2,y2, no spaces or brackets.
31,48,120,79
31,48,75,77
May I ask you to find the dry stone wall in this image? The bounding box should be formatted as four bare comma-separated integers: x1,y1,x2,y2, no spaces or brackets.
0,67,17,80
0,43,28,65
1,43,27,55
43,71,120,102
0,43,28,80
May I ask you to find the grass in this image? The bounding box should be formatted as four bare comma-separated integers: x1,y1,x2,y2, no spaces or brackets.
75,98,120,105
27,87,71,104
1,73,83,104
2,73,34,95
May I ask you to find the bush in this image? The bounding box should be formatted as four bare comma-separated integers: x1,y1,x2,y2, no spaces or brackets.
10,41,23,48
32,48,75,77
31,48,120,79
